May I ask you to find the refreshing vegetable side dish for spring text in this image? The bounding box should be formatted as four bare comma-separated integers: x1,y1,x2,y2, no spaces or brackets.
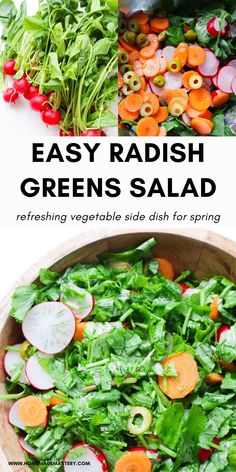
1,238,236,471
118,2,236,136
0,0,117,136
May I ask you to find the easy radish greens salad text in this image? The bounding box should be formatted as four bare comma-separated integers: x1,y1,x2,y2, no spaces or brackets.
2,238,236,472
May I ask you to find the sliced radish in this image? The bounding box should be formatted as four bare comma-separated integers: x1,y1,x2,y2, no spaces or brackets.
163,71,182,90
61,283,94,320
19,437,36,457
230,21,236,38
212,74,218,88
25,353,54,390
9,399,26,430
64,443,109,472
232,77,236,95
22,302,75,354
149,79,165,98
202,80,211,92
4,344,28,384
216,325,230,342
228,59,236,69
183,288,200,297
162,46,175,62
182,113,191,126
198,50,219,78
218,66,236,93
155,49,163,59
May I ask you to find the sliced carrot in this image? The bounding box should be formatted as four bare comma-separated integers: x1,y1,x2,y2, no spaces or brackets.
155,257,174,279
74,320,88,341
191,117,214,136
153,106,169,123
114,452,151,472
168,96,188,113
136,116,159,136
18,396,47,427
201,109,213,120
188,45,206,67
150,17,169,33
181,70,197,89
212,91,230,108
186,104,202,119
118,71,124,90
119,36,138,53
133,59,144,76
158,126,167,136
140,45,156,60
140,23,151,35
174,43,188,67
118,99,139,121
143,58,160,78
189,88,212,111
158,352,199,399
128,50,140,64
147,34,160,50
204,373,223,385
209,295,219,320
132,12,150,25
138,90,150,102
140,76,147,90
143,92,159,114
50,394,65,407
163,88,188,105
125,93,143,113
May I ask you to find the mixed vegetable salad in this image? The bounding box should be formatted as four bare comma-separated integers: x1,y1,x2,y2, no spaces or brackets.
118,2,236,136
1,238,236,471
0,0,117,136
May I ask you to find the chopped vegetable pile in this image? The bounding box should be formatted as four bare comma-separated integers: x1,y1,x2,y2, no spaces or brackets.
2,238,236,471
118,2,236,136
0,0,117,136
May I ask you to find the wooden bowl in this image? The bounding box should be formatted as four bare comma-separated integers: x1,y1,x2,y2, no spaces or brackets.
1,229,236,472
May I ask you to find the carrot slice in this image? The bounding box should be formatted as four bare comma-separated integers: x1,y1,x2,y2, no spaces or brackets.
140,76,147,90
125,93,143,112
174,43,188,68
150,17,169,32
133,60,144,76
158,126,167,136
143,92,159,114
212,91,230,108
186,104,202,119
155,257,174,279
50,393,65,407
74,321,87,341
189,88,212,111
191,117,214,136
163,88,188,105
118,99,139,121
209,295,219,320
140,23,151,35
118,71,124,90
204,373,223,385
114,452,151,472
188,45,206,67
18,396,47,427
181,71,197,89
158,352,199,399
147,34,160,50
143,58,160,78
153,106,169,123
138,90,150,102
129,50,140,64
132,12,150,25
119,36,138,53
201,110,213,120
136,116,159,136
140,46,156,60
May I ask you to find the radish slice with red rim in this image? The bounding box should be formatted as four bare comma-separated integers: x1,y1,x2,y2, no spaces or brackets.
198,50,219,78
232,77,236,95
212,74,218,88
64,443,109,472
164,71,182,90
149,80,166,98
25,353,54,390
9,399,26,430
19,437,37,457
162,46,175,61
228,59,236,69
4,344,28,384
155,49,163,59
218,66,236,93
60,283,94,320
22,302,75,354
230,21,236,38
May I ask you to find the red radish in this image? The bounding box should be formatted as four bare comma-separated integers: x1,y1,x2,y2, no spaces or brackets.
162,46,175,62
183,288,199,297
3,88,19,103
163,71,182,90
216,325,230,342
42,109,61,126
178,282,189,293
9,399,26,430
198,50,219,78
182,113,191,126
30,94,49,112
22,302,75,354
155,49,163,59
149,79,166,99
19,437,36,457
100,130,107,136
232,77,236,95
59,128,75,136
13,76,30,95
80,129,103,136
25,353,54,390
217,66,236,93
3,60,17,75
228,59,236,69
24,85,39,100
129,447,146,453
230,22,236,38
64,443,109,472
4,344,28,384
207,17,229,38
212,74,218,88
61,283,94,319
198,438,220,462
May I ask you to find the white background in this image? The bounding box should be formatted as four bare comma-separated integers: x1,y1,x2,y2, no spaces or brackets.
0,136,235,296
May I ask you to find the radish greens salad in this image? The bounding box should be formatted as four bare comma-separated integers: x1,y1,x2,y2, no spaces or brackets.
0,0,117,136
2,238,236,471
